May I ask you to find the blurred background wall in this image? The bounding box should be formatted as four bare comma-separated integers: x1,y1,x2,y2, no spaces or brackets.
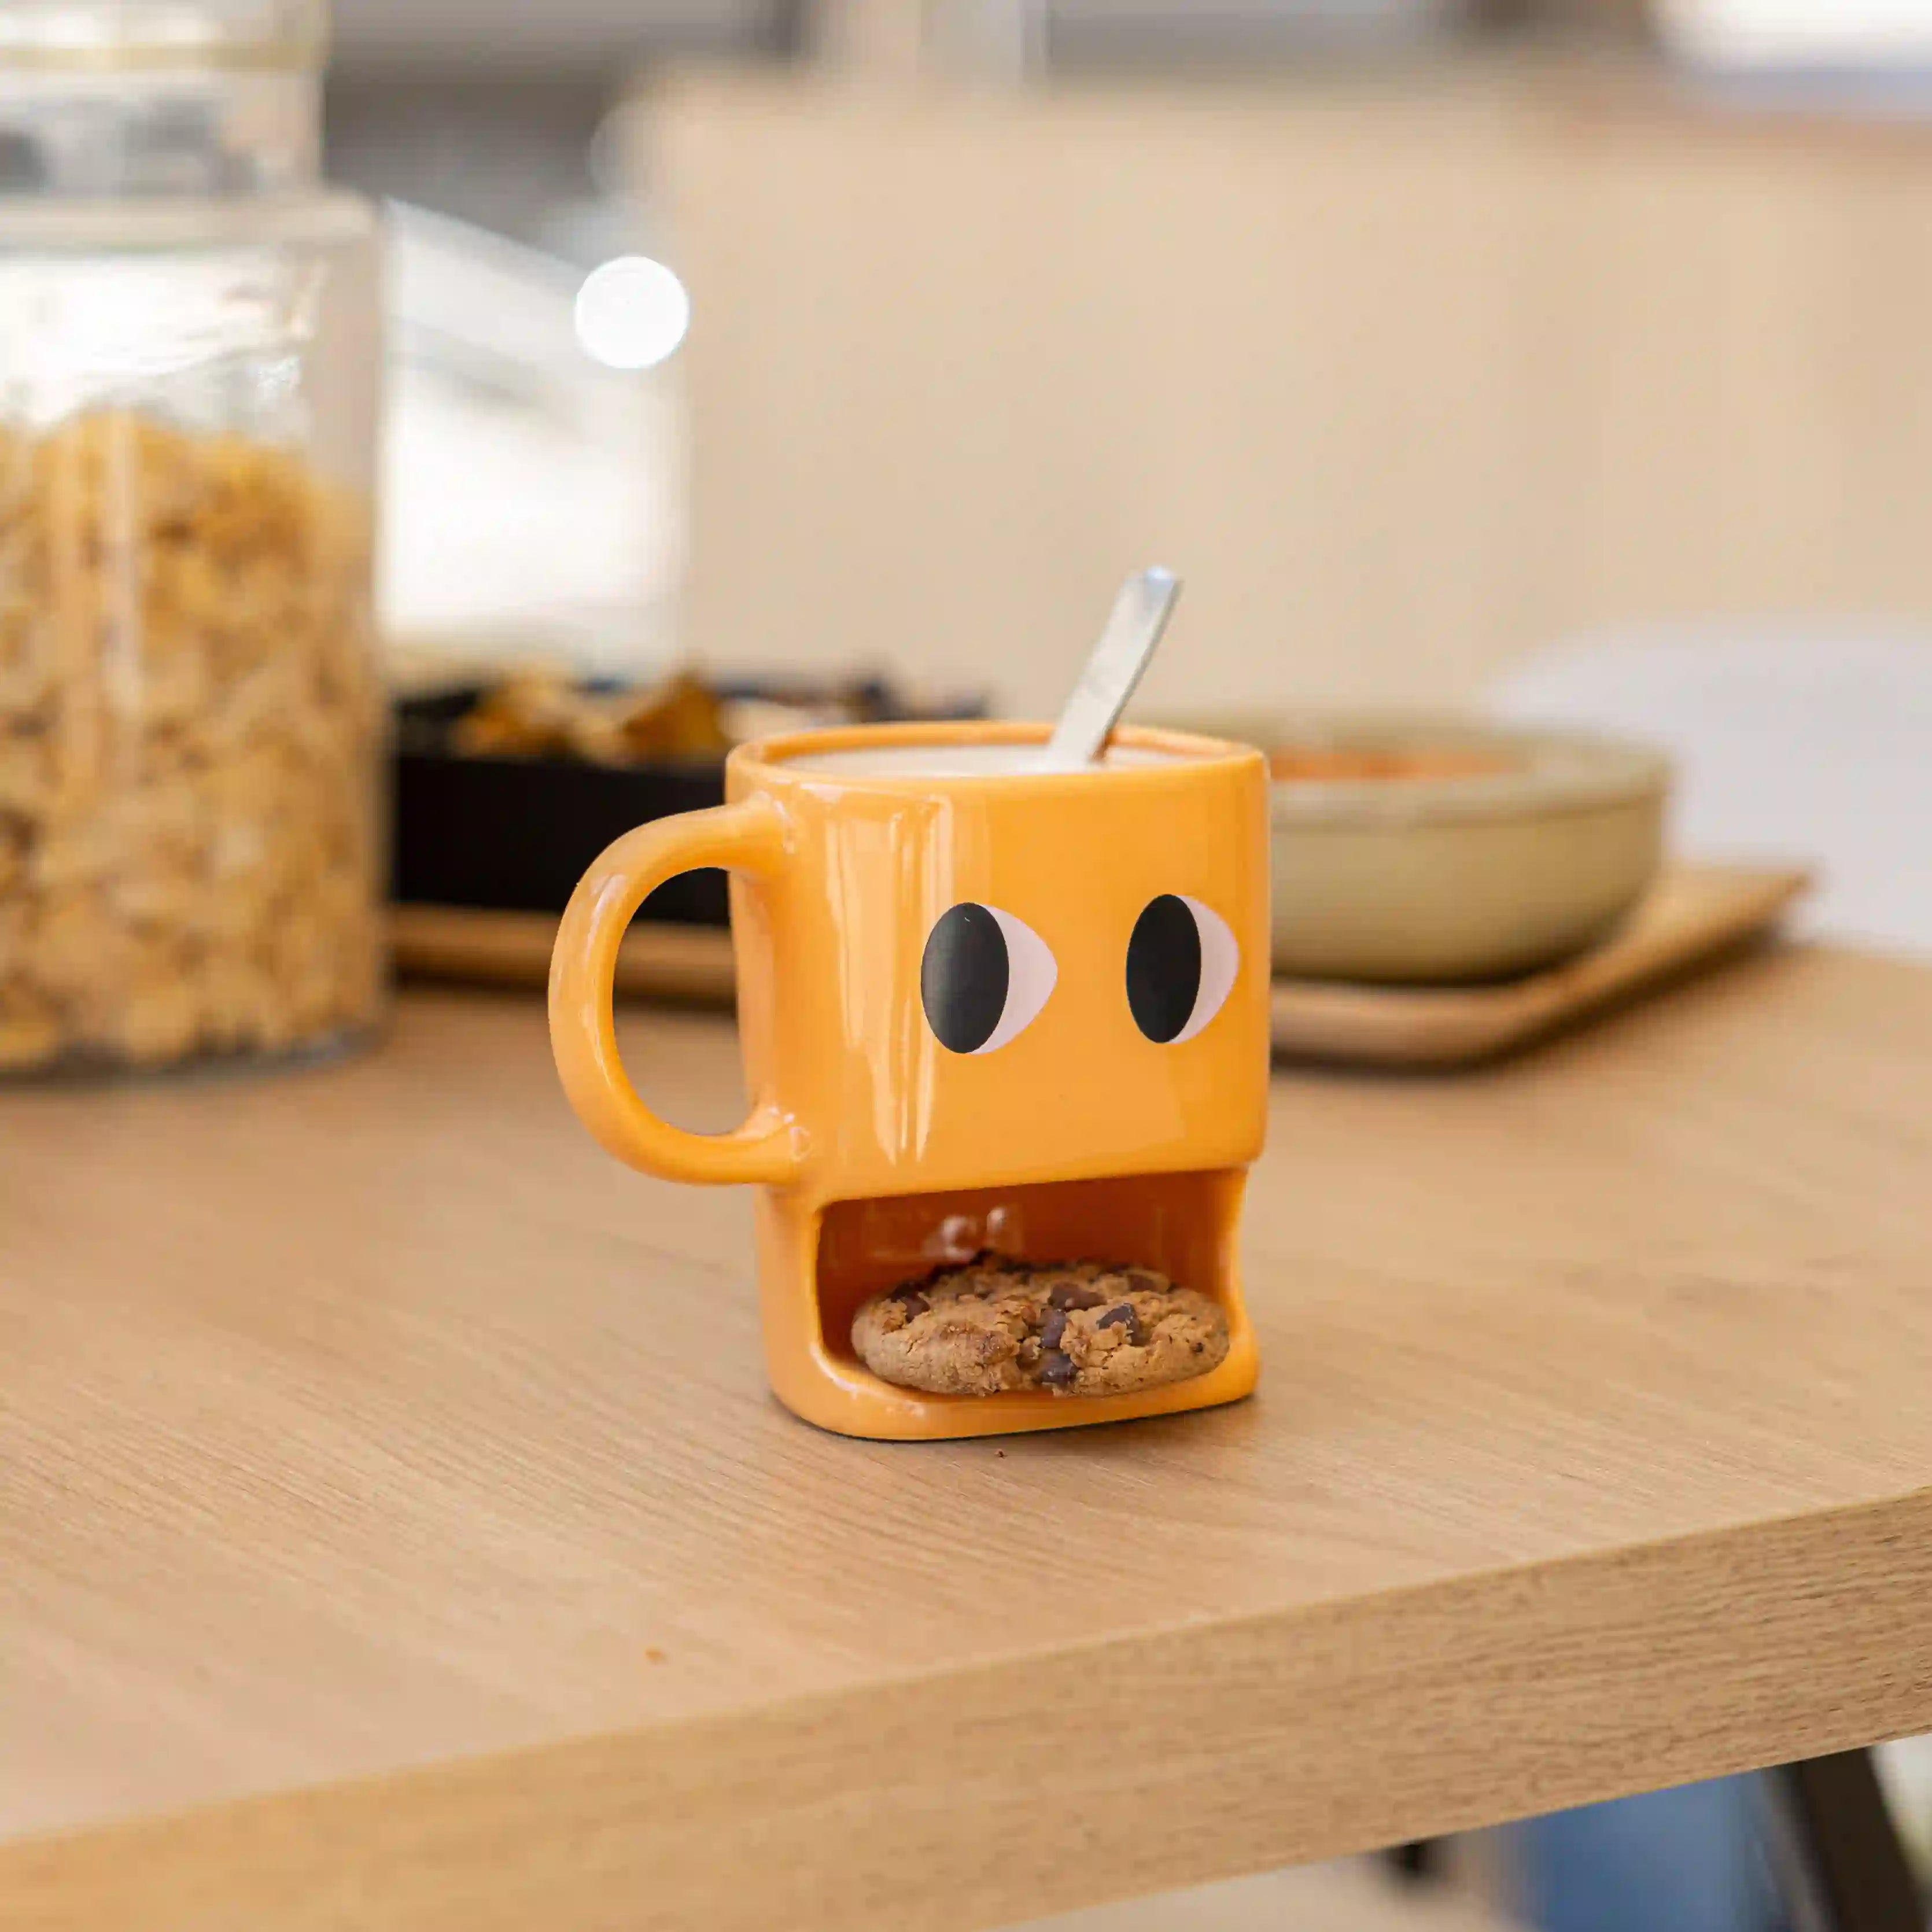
654,61,1932,717
340,0,1932,724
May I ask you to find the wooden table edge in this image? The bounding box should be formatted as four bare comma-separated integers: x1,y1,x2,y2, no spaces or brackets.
10,1480,1932,1932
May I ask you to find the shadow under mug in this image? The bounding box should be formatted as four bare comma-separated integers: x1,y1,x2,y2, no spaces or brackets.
550,720,1271,1440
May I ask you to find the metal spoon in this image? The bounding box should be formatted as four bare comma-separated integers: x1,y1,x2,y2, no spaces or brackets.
1037,566,1181,770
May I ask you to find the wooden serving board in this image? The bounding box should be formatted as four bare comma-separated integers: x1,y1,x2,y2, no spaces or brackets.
1270,863,1812,1070
390,862,1811,1069
389,905,739,1006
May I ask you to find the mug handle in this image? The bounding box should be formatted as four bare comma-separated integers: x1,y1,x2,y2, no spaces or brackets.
549,795,803,1185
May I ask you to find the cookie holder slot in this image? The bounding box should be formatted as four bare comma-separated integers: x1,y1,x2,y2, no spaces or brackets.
752,1168,1259,1441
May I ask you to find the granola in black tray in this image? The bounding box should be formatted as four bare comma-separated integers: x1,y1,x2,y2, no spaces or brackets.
391,667,984,922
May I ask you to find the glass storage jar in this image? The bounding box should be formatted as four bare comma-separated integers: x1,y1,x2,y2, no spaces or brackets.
0,0,382,1072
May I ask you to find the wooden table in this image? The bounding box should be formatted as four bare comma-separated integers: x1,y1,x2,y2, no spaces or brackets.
6,946,1932,1932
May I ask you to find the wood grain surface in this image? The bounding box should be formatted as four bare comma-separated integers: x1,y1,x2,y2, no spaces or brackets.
1270,862,1811,1065
5,948,1932,1930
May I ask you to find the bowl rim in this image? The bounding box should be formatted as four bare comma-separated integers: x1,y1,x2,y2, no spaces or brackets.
1264,715,1671,828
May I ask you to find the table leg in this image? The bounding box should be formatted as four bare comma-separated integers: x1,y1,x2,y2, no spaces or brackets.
1383,1841,1441,1883
1761,1750,1923,1932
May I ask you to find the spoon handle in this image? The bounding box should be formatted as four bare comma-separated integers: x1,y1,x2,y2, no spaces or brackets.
1039,566,1181,770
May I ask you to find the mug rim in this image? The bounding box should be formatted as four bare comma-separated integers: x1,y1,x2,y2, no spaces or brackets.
731,718,1263,789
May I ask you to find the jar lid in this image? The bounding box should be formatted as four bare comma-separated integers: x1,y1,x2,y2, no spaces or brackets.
0,1,326,68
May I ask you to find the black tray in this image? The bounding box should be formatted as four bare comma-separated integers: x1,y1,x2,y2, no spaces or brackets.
391,678,985,926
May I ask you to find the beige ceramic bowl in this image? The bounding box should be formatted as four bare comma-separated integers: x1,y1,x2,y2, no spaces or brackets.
1250,717,1669,984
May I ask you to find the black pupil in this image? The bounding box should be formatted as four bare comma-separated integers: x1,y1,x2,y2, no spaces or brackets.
1126,895,1201,1043
921,903,1009,1053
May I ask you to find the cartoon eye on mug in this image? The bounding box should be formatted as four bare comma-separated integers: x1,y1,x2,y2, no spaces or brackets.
1126,894,1240,1044
920,902,1059,1055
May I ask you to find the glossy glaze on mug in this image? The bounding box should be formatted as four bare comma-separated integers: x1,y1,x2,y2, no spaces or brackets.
550,719,1270,1439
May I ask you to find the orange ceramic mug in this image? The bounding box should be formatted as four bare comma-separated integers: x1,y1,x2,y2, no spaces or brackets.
550,720,1270,1440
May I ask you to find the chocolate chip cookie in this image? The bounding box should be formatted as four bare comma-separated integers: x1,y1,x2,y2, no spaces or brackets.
851,1254,1229,1398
